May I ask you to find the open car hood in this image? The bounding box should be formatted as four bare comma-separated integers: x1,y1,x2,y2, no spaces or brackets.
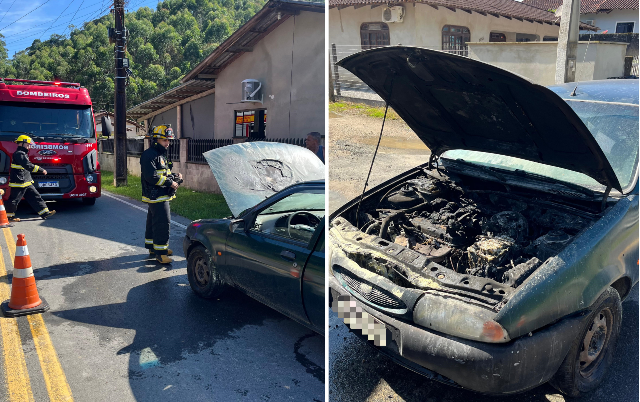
337,46,621,191
204,142,325,217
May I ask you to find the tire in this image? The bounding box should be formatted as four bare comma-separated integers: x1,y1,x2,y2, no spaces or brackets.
82,197,96,205
550,287,622,397
186,245,226,299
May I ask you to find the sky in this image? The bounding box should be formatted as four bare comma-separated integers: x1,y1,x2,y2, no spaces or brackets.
0,0,162,57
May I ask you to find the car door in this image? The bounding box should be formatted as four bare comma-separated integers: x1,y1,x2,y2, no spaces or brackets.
225,185,325,324
301,223,325,334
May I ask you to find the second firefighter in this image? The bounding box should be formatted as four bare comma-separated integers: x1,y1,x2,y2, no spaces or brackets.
141,125,182,264
6,135,56,221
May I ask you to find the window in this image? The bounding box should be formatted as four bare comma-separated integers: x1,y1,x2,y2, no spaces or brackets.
234,109,266,138
360,23,390,50
616,22,635,33
543,36,558,41
516,33,539,42
252,189,325,243
442,25,470,56
489,32,506,42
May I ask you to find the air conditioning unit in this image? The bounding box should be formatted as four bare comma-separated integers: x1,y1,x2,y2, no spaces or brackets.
382,6,404,23
241,79,263,103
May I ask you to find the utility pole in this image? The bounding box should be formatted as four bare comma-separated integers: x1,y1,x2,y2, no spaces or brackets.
555,0,581,84
113,0,127,186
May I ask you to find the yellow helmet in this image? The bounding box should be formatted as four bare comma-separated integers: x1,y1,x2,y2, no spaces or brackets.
151,124,175,139
15,135,32,144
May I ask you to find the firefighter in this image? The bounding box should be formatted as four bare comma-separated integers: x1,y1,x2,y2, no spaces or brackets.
6,135,56,221
141,125,181,264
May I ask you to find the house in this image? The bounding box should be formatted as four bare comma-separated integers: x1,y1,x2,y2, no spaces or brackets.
523,0,639,33
94,111,144,138
128,0,324,143
119,0,325,193
329,0,596,99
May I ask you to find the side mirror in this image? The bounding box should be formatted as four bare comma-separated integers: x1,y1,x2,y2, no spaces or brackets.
101,116,113,138
230,219,245,234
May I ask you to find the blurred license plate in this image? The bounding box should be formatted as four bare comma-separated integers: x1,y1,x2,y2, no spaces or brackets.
39,181,58,188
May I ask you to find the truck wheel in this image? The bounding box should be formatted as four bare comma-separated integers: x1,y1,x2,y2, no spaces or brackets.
82,197,96,205
187,245,225,299
550,287,622,397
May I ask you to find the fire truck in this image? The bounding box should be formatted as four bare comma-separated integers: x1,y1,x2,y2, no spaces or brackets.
0,78,100,205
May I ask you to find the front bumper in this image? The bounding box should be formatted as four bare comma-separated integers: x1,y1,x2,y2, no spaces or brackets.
329,275,585,395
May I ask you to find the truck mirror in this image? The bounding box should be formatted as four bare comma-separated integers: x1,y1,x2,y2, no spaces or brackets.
101,116,113,138
230,219,245,234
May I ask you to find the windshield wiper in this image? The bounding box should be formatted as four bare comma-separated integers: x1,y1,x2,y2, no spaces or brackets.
452,158,507,182
511,169,596,198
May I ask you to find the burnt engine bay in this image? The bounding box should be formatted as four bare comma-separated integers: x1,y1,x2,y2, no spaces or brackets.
332,169,601,294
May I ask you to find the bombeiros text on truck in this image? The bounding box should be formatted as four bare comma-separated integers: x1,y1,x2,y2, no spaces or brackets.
0,78,100,205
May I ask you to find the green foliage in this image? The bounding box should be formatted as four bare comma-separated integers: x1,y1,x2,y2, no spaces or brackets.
0,0,266,111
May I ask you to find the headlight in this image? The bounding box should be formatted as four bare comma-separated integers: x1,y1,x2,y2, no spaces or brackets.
0,177,7,185
89,186,97,193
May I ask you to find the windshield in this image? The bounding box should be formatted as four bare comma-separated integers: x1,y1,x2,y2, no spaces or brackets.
443,100,638,193
261,189,325,215
0,102,94,139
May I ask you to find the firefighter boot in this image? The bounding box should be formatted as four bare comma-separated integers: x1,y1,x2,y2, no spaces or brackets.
149,249,173,258
41,210,56,219
8,217,20,222
156,254,173,264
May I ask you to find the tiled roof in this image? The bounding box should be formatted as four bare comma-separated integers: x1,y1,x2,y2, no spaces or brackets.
329,0,597,29
523,0,638,13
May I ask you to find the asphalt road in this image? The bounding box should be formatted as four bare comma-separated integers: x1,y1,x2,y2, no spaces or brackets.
0,192,324,402
328,111,639,402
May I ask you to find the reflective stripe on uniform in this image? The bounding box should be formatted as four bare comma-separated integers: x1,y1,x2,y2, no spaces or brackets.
6,213,14,217
38,208,49,215
13,267,34,279
9,181,34,188
10,164,24,170
145,239,153,244
156,176,166,186
153,244,168,250
156,169,167,174
32,165,39,173
15,246,29,257
141,195,175,203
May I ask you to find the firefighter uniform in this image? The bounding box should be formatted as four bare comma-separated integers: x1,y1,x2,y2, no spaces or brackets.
141,125,177,263
6,135,55,221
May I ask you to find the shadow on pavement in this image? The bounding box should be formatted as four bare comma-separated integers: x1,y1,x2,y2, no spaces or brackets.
42,253,324,400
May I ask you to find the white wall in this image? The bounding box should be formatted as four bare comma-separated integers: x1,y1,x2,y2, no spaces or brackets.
467,41,627,86
580,10,639,33
329,4,561,51
214,10,325,139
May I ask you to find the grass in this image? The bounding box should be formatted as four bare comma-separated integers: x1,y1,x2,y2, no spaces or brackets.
329,101,400,120
101,170,232,221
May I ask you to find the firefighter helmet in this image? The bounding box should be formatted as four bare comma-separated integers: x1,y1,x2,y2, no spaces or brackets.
151,125,175,140
15,135,33,144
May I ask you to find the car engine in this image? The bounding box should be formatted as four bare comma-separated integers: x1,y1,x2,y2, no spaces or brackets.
351,172,594,288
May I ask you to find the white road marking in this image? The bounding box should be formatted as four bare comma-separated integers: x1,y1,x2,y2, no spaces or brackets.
102,192,188,229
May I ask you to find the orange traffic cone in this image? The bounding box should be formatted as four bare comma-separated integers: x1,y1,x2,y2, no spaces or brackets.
0,193,13,228
1,234,49,317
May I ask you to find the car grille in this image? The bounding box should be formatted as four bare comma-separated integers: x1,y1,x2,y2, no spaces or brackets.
336,268,407,311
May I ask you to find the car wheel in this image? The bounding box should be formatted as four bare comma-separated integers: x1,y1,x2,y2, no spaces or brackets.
550,286,622,397
82,197,96,205
187,245,225,299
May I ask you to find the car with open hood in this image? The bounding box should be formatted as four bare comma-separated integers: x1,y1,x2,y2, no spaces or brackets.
184,142,325,335
329,47,638,396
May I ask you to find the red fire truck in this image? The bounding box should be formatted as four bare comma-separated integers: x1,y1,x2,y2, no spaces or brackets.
0,78,100,205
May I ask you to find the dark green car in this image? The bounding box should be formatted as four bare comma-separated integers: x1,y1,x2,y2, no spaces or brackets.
329,47,638,396
184,142,325,335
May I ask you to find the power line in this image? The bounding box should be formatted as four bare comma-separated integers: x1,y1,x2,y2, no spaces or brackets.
61,0,87,37
39,0,77,41
0,0,54,32
0,0,19,26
